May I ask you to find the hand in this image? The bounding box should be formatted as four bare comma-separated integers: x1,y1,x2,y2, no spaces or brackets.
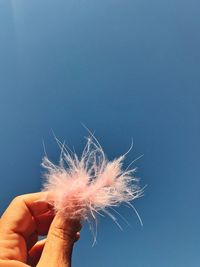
0,192,81,267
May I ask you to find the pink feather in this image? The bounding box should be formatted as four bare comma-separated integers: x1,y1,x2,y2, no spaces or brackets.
41,136,143,230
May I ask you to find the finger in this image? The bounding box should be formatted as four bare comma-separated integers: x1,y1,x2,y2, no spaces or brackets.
0,260,29,267
75,232,81,242
26,231,38,251
27,211,55,250
0,192,53,237
28,239,46,267
37,214,82,267
0,192,53,262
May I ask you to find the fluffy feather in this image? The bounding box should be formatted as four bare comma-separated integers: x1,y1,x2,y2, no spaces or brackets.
41,136,143,230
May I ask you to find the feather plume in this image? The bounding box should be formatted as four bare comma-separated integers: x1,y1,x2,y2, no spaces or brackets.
41,136,143,233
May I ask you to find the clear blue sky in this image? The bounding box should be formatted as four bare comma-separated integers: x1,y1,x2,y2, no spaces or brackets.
0,0,200,266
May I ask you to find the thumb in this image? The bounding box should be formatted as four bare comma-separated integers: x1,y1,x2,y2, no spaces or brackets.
37,213,82,267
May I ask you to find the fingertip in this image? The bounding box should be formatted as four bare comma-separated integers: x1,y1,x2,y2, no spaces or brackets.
75,232,81,242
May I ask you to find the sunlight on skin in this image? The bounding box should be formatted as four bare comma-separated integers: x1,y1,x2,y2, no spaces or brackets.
0,192,81,267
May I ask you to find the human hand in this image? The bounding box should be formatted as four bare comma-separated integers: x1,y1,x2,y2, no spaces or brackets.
0,192,81,267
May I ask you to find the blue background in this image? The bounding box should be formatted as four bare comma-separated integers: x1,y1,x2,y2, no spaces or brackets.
0,0,200,266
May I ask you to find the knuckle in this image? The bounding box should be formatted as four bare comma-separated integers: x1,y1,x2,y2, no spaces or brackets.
11,195,24,204
50,226,76,243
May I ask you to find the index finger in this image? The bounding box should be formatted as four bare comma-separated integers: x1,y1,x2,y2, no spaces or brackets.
0,192,54,262
0,192,52,237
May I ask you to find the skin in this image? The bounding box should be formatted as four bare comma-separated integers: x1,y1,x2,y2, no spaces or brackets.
0,192,81,267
